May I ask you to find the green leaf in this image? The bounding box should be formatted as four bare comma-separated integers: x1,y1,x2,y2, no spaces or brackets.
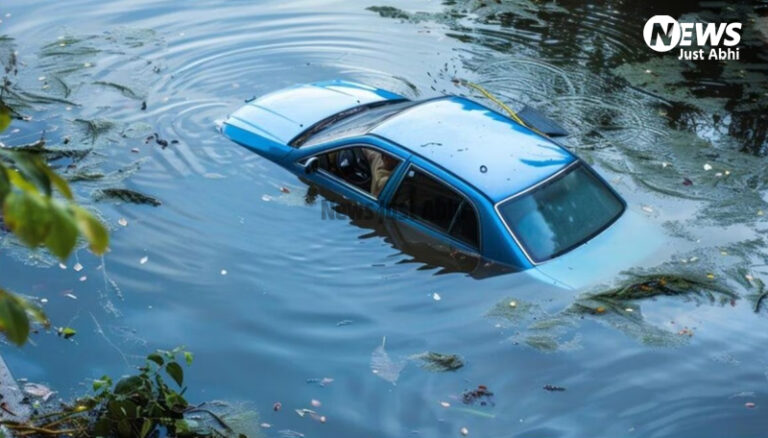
73,206,109,254
147,353,164,367
40,164,73,200
183,351,193,365
0,104,11,133
139,418,153,438
3,190,52,247
114,376,143,395
0,166,9,201
93,376,112,392
116,418,132,438
9,153,52,197
58,326,76,339
0,290,30,346
44,201,78,260
165,362,184,387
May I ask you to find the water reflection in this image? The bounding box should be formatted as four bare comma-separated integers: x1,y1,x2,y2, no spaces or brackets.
304,183,521,278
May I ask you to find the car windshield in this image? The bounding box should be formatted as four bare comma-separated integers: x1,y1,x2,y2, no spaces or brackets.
293,100,415,147
497,163,624,263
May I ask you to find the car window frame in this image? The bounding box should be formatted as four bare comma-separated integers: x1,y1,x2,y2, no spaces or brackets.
299,143,406,202
493,160,626,265
387,163,482,252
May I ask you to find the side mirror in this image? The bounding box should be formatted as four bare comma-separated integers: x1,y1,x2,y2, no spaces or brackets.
303,157,319,175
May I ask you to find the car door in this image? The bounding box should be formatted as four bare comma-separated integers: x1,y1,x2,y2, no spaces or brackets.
297,143,408,211
385,162,482,256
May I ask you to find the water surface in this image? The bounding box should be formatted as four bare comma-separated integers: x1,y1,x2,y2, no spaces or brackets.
1,1,768,437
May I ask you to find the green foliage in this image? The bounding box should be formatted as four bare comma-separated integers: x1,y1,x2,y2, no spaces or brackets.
3,349,246,437
0,101,109,346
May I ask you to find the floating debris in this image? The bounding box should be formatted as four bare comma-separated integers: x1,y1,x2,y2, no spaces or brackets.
273,402,282,412
462,385,494,406
57,327,76,339
23,383,55,401
410,352,464,372
371,336,404,385
306,377,334,387
94,188,162,206
543,384,566,392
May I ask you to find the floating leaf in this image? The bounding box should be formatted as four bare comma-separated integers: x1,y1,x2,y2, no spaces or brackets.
93,188,161,206
410,351,464,372
58,326,76,339
370,336,404,385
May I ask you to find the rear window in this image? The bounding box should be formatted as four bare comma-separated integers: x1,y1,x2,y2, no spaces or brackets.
497,163,624,262
294,100,414,147
390,167,479,249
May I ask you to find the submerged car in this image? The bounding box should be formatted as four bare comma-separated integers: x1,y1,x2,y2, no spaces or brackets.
222,80,660,287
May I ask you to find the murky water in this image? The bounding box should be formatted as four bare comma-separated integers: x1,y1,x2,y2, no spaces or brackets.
1,0,768,437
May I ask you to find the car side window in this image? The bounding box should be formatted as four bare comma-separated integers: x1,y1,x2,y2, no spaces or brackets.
390,167,479,248
313,146,402,198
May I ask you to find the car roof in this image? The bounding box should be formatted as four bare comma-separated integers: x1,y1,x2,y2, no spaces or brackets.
368,96,575,202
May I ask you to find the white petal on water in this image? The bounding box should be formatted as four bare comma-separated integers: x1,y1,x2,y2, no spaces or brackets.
642,205,654,213
73,263,83,272
79,276,87,282
140,256,149,265
65,293,77,300
311,399,322,407
58,263,67,270
432,292,441,301
23,383,55,401
220,269,227,275
440,401,451,408
118,218,128,227
703,163,713,171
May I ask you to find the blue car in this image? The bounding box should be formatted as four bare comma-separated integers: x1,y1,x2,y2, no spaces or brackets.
223,80,659,287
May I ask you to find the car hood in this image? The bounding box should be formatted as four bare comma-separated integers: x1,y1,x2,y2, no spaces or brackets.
224,80,404,146
532,209,667,290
